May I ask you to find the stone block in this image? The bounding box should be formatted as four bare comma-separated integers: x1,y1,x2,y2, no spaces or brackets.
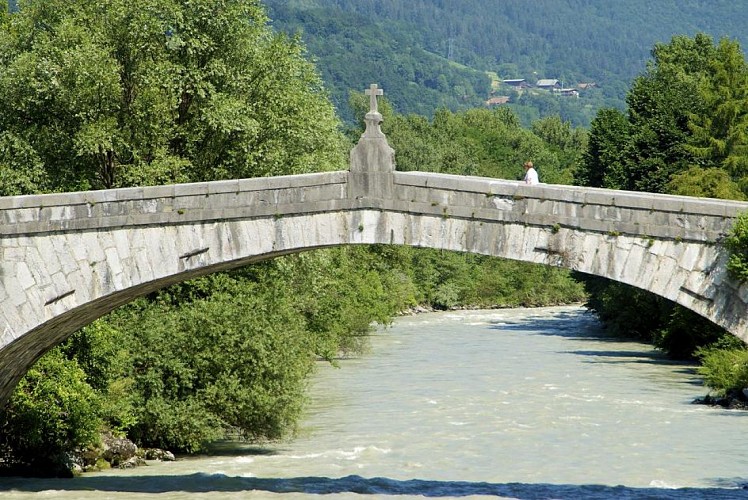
111,186,143,202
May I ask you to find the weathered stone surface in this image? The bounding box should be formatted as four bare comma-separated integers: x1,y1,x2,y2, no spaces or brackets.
101,433,138,467
142,448,176,461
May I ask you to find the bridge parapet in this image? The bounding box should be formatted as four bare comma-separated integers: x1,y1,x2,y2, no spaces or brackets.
0,171,349,236
1,166,741,247
389,171,744,243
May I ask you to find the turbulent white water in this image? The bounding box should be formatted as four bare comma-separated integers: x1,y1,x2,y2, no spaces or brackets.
3,305,748,499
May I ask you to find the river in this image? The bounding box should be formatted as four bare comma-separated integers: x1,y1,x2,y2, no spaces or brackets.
2,305,748,499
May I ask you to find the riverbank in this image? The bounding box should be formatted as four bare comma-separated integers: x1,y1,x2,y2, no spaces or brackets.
0,432,175,478
693,390,748,410
398,300,588,316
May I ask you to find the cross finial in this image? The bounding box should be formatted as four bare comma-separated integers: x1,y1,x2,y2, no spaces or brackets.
365,83,384,114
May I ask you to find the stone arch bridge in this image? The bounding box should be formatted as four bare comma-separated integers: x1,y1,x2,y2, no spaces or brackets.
1,88,748,407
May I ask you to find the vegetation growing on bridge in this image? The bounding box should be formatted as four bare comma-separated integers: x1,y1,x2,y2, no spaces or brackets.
725,211,748,283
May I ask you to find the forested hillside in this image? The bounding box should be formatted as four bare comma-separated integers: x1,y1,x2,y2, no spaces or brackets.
264,0,748,126
264,2,492,124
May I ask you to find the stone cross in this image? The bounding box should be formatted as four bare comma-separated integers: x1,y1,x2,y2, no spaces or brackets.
365,83,383,114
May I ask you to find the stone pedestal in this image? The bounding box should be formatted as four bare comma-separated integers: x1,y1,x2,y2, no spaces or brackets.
348,85,395,201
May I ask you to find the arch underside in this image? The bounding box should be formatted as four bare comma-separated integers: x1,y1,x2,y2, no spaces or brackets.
0,208,742,407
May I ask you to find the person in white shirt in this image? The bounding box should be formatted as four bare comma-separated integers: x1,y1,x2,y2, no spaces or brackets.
523,161,539,185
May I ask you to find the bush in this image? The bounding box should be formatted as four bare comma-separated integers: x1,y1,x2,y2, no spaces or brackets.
0,349,102,476
62,321,137,434
652,307,730,360
697,347,748,396
118,283,318,453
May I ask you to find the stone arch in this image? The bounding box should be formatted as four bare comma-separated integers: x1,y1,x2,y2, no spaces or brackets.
1,87,747,407
0,200,745,408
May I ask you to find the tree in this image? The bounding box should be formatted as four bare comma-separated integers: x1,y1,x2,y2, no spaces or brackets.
625,61,703,192
0,132,49,195
0,0,346,192
531,115,587,182
117,284,316,452
579,34,721,193
382,105,580,184
686,38,748,193
577,108,630,188
667,165,745,200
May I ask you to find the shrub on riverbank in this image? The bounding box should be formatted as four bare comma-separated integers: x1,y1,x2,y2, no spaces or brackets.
402,249,586,310
697,342,748,397
0,350,102,477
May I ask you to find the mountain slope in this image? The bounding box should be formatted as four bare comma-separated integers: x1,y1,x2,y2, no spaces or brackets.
265,1,748,125
265,2,492,123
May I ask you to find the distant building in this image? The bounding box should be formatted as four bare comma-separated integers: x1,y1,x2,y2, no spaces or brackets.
536,79,560,90
555,88,580,98
502,79,528,88
485,96,510,107
577,82,597,90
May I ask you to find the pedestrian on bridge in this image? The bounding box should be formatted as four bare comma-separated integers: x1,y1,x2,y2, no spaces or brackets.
523,161,539,185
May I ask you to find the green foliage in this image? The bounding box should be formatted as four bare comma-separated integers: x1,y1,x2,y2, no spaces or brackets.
577,108,631,188
580,33,748,195
725,211,748,282
509,90,601,128
265,1,492,123
61,321,136,433
0,0,347,191
0,131,50,195
697,347,748,396
382,106,582,184
653,307,730,360
113,284,316,452
618,40,706,192
266,1,748,126
581,278,728,360
685,38,748,187
238,248,412,358
583,279,669,343
394,249,585,311
667,166,746,200
0,349,102,475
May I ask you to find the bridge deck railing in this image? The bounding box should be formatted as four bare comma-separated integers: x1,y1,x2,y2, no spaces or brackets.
1,168,746,246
